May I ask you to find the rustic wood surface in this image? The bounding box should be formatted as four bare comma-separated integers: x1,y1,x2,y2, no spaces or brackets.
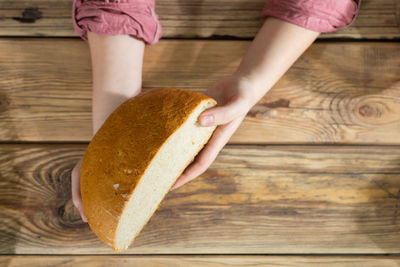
1,0,399,263
0,39,399,143
1,144,399,254
1,255,400,267
0,0,399,39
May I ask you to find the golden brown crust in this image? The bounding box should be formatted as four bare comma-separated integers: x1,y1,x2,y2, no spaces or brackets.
80,88,216,250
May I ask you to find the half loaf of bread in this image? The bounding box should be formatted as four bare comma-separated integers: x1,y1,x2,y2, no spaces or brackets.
80,88,217,252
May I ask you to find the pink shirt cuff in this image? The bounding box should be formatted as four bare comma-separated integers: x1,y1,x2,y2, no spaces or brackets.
262,0,361,33
72,0,162,45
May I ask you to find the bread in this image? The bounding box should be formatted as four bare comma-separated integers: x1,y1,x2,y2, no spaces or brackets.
80,88,217,252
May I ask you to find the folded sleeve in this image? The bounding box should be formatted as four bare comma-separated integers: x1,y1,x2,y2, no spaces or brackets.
72,0,162,45
262,0,361,33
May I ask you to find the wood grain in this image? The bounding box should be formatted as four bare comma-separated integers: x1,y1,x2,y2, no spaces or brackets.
1,255,400,267
0,39,399,143
0,0,399,39
1,144,400,254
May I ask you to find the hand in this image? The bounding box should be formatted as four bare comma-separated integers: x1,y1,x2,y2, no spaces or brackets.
71,158,88,222
171,75,257,190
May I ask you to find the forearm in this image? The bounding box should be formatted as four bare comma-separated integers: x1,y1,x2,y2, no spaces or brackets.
87,32,145,135
235,17,320,106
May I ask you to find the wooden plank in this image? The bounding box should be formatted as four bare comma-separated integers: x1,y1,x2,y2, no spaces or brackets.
1,144,399,254
1,255,400,266
0,39,399,143
0,0,399,39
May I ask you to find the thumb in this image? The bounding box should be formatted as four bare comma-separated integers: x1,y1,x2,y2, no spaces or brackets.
198,98,249,126
71,159,88,223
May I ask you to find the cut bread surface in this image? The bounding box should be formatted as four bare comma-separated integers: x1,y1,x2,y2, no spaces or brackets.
114,99,216,251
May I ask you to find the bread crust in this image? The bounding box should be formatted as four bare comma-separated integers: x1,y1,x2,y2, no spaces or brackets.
80,88,216,251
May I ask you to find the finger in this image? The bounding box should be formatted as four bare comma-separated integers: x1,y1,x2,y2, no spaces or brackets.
198,97,249,127
71,159,82,207
171,115,245,190
171,131,222,190
171,148,213,190
71,159,88,222
193,114,246,174
73,199,88,223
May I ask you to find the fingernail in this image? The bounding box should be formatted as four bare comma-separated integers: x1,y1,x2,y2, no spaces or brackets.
200,115,214,126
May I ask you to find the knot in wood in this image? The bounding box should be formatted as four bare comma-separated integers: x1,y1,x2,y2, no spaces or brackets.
358,104,374,117
13,7,42,23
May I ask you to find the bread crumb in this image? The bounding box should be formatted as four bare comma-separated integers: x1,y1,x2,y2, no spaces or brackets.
104,209,113,217
122,193,129,198
113,184,119,190
192,141,195,145
124,169,132,175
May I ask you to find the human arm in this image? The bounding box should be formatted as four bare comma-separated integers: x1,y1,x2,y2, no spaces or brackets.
71,32,145,222
171,17,320,190
70,0,162,222
172,0,361,190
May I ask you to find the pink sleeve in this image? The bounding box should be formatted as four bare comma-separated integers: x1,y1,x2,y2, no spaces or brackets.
262,0,361,33
72,0,162,45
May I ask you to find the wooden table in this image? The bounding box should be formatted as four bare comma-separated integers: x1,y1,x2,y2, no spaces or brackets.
1,0,400,266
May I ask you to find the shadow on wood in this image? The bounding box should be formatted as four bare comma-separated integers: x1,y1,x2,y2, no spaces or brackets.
274,43,400,143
